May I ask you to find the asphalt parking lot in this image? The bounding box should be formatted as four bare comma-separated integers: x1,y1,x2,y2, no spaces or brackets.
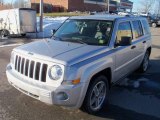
0,28,160,120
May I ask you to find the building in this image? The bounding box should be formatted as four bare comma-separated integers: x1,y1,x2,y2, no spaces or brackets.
112,0,133,12
30,0,133,13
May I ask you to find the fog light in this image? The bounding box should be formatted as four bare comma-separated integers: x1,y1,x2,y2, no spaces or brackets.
6,64,12,70
56,92,68,101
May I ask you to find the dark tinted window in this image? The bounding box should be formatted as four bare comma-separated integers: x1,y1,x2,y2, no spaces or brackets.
132,20,143,38
142,20,150,34
116,22,132,44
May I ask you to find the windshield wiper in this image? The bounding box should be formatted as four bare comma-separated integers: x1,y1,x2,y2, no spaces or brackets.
52,36,62,41
62,38,88,45
52,36,88,45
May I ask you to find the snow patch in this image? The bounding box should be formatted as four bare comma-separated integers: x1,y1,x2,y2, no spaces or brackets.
28,17,68,38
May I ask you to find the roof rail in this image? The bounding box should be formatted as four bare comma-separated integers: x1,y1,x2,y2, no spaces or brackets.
125,14,133,17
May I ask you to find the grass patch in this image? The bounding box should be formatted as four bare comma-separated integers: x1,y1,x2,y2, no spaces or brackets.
37,12,89,17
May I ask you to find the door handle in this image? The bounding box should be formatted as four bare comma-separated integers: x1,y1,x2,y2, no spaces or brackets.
131,45,136,49
143,41,146,43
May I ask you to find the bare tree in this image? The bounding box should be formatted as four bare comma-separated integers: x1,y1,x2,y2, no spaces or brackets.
13,0,26,8
154,0,160,16
0,0,3,5
139,0,155,13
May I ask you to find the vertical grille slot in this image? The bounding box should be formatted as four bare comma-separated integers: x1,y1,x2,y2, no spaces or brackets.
21,58,25,74
41,64,48,82
17,57,21,72
25,59,29,76
29,61,35,78
35,62,41,80
15,55,18,70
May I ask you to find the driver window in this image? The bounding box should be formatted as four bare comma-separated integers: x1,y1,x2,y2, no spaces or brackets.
116,22,133,44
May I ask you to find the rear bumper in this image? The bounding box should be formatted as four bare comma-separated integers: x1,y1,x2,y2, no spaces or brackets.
6,64,86,108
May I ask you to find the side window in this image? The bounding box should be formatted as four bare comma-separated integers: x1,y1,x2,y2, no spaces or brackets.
116,22,132,44
132,20,143,38
142,20,150,34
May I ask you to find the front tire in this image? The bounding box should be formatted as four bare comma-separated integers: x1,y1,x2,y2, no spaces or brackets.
152,23,157,28
82,75,109,114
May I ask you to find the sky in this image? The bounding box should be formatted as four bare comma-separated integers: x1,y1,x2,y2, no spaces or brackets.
4,0,28,3
130,0,140,12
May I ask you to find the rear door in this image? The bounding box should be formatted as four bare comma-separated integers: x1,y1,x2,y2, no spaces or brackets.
114,21,136,81
19,9,36,33
131,20,145,68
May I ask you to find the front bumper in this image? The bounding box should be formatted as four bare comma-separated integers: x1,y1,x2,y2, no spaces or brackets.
6,64,86,108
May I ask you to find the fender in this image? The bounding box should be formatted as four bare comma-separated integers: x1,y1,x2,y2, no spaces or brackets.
75,56,114,108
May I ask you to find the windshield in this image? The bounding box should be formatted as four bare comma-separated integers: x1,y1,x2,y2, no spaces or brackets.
53,19,113,46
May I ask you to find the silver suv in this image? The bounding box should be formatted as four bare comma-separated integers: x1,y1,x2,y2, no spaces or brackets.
6,15,152,114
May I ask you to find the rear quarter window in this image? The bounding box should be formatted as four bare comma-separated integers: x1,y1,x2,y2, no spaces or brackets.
142,20,150,35
132,20,143,38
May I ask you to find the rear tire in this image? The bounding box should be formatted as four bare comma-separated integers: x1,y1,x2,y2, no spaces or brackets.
0,30,10,39
82,75,109,114
138,51,150,73
21,34,26,37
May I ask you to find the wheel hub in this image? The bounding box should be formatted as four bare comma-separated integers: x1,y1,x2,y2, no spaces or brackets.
90,81,106,111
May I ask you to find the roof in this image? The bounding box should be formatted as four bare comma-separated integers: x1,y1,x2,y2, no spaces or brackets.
70,15,147,21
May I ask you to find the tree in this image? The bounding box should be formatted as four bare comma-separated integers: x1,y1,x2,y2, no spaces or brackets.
139,0,155,13
154,0,160,16
13,0,26,8
0,0,3,5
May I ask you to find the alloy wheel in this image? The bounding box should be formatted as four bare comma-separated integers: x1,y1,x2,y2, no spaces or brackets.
89,81,106,111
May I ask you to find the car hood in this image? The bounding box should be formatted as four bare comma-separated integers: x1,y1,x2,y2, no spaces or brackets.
14,39,109,66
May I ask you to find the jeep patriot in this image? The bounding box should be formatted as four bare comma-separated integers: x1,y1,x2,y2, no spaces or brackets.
6,15,152,114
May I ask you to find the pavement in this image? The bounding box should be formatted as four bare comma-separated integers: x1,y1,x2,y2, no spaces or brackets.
0,28,160,120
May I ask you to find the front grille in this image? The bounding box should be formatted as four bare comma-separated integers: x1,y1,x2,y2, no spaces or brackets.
14,55,48,82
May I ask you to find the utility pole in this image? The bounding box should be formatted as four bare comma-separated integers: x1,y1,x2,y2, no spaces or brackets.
108,0,110,13
39,0,43,32
105,0,110,13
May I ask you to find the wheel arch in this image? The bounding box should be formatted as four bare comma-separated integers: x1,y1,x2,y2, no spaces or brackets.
89,67,112,89
147,47,152,56
80,67,112,113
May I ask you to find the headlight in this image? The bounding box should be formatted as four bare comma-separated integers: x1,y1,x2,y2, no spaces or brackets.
49,65,63,80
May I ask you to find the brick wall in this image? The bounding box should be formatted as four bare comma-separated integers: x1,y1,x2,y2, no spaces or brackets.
31,0,116,12
31,0,68,12
68,0,105,12
68,0,116,12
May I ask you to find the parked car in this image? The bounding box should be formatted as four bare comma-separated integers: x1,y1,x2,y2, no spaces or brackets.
141,15,160,28
118,11,130,16
6,15,152,114
0,8,36,38
149,16,160,28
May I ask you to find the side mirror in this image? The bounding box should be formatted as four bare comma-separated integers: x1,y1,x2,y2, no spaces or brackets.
51,29,56,37
116,37,132,46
